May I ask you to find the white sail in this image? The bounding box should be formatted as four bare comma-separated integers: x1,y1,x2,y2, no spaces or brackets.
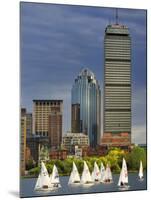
35,174,42,190
138,160,143,179
81,161,93,184
34,162,51,190
68,162,80,184
100,162,106,182
118,158,128,186
50,164,61,187
104,163,112,182
91,162,101,182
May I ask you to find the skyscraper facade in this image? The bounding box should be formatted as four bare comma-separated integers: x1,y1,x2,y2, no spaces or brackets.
72,68,101,147
33,100,63,140
48,110,62,149
103,24,131,144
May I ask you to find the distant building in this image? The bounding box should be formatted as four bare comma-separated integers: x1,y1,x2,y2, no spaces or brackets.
49,149,67,160
71,104,80,133
74,146,82,158
26,113,32,136
62,132,89,154
26,135,49,165
32,100,63,148
20,108,27,176
103,22,132,145
72,68,101,147
48,110,62,149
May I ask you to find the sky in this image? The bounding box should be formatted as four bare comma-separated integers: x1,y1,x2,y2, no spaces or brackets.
20,2,147,144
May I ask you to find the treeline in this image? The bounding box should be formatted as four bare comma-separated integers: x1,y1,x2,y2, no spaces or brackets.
28,146,146,177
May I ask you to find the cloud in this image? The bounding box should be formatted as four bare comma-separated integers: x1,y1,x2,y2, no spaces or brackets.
132,125,146,144
132,86,146,126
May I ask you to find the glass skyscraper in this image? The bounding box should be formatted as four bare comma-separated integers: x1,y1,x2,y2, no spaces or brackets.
72,68,101,147
103,23,131,142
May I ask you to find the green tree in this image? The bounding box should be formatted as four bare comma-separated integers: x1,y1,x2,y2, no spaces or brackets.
126,146,146,170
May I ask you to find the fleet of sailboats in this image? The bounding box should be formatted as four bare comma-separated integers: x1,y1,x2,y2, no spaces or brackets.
34,162,61,191
34,159,144,192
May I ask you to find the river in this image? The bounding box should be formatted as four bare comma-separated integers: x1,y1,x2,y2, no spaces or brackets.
20,172,147,198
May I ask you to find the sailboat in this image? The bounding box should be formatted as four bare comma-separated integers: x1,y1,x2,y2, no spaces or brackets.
68,161,81,185
100,162,106,183
81,161,93,185
118,158,129,189
91,161,101,182
34,162,51,191
104,163,113,183
138,160,144,181
50,164,61,188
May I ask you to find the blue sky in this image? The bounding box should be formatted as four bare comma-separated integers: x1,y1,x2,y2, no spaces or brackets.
20,2,147,144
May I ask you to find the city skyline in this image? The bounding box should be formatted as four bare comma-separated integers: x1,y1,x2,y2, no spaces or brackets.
21,3,147,144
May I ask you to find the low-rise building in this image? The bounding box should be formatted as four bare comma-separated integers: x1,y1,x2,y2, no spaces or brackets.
49,149,67,160
62,132,89,154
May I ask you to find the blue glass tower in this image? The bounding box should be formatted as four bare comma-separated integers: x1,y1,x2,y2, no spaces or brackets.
72,68,101,148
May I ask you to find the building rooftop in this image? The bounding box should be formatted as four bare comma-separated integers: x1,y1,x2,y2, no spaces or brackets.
63,132,89,138
105,24,129,35
79,68,95,79
33,99,63,103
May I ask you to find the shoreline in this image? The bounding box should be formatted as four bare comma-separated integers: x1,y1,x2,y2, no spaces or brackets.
21,170,146,179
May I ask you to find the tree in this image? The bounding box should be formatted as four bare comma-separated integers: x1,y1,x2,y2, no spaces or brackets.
126,146,146,170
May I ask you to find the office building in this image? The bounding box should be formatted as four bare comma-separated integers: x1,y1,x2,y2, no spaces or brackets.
72,68,101,147
48,110,62,149
103,22,131,145
32,100,63,145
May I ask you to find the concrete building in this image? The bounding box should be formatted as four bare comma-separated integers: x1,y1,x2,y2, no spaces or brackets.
71,103,80,133
20,108,27,176
62,132,89,154
32,100,63,148
103,23,131,145
72,68,101,147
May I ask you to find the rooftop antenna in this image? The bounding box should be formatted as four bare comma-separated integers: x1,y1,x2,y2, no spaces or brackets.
115,8,118,24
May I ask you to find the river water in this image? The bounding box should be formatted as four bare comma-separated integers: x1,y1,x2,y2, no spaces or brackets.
20,173,147,198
